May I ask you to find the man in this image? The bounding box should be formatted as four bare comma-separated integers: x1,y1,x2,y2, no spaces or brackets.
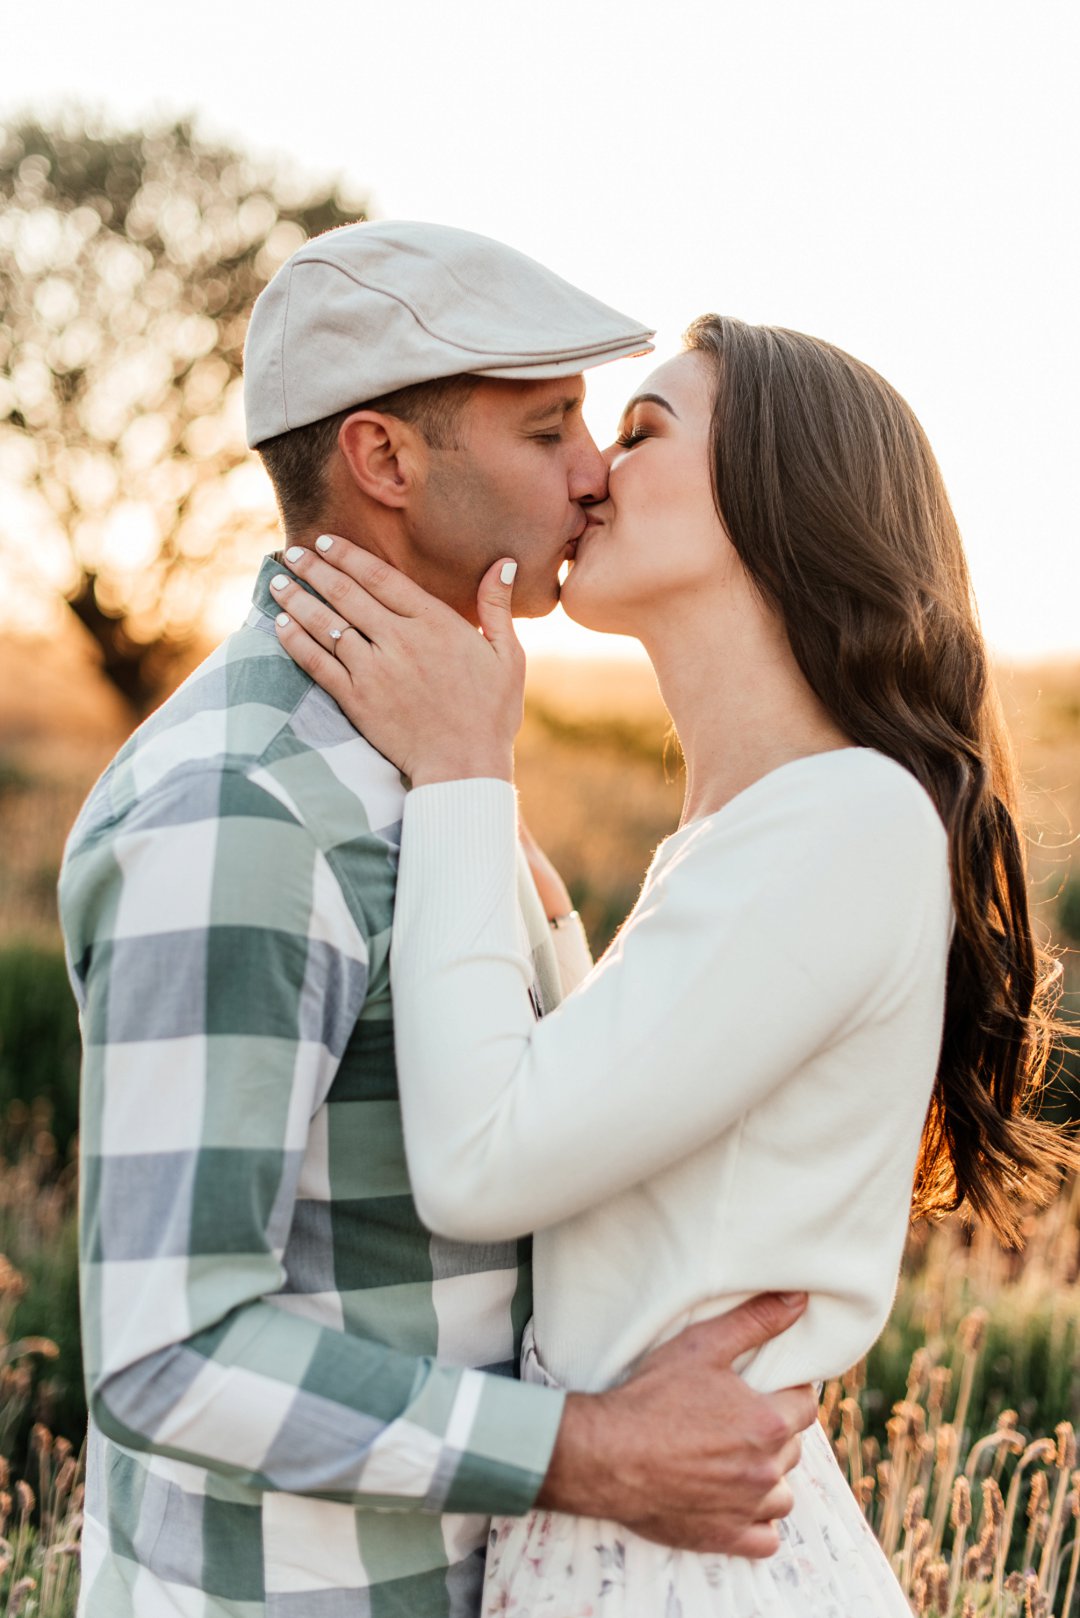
61,222,815,1618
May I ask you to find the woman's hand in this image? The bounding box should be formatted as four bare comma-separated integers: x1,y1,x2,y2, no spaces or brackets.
269,537,524,786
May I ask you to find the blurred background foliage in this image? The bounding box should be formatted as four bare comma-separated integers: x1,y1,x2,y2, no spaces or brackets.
0,112,365,712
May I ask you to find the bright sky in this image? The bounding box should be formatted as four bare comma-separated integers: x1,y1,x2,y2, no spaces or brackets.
5,0,1079,662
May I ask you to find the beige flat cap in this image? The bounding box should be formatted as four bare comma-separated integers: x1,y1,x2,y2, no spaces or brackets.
243,220,655,447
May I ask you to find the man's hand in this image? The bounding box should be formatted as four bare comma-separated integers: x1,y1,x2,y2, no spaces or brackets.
536,1292,817,1556
271,542,524,787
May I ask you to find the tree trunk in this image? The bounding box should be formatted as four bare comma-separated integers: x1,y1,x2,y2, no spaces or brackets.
65,574,189,718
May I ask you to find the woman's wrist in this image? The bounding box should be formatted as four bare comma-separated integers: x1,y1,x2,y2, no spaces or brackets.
409,750,514,788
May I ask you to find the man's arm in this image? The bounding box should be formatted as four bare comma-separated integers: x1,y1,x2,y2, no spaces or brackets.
63,766,562,1516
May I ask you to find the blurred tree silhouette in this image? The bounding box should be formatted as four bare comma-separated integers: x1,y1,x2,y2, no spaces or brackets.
0,113,366,712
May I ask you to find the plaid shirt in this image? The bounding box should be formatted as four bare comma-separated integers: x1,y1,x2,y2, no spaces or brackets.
60,558,566,1618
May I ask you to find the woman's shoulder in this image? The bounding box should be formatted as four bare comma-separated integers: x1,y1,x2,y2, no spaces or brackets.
787,746,946,839
640,749,952,986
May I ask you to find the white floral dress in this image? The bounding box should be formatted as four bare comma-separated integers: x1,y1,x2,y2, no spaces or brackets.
482,1326,911,1618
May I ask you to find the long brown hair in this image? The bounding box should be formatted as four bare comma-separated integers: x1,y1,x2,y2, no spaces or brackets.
684,314,1072,1245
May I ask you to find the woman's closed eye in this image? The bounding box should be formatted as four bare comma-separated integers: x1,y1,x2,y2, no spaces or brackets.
614,427,650,449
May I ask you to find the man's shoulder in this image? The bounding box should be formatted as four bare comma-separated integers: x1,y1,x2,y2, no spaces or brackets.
67,620,406,859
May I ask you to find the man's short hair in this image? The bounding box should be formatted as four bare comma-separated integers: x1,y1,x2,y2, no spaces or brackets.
257,373,477,534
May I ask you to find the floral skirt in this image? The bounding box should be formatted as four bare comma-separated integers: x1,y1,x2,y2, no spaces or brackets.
482,1326,911,1617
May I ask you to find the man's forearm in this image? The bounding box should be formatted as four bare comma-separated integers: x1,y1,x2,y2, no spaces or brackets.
90,1297,564,1517
536,1391,630,1520
531,1296,817,1558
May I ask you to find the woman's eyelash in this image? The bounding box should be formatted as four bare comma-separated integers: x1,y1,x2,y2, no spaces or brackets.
615,428,649,449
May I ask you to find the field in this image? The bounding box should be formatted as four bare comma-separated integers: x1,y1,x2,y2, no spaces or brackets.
0,629,1078,1616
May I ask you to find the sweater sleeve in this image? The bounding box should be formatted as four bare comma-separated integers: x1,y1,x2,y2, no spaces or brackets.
390,769,948,1244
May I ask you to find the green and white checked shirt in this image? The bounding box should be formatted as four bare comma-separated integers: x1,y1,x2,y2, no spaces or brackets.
59,558,566,1618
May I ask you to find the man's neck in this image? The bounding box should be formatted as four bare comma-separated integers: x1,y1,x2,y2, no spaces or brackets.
276,512,481,628
278,512,388,562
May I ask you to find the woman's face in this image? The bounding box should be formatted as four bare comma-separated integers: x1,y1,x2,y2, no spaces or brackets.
560,350,738,636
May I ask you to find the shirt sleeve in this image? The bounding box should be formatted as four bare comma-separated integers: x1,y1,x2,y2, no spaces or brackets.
390,772,948,1244
61,766,562,1515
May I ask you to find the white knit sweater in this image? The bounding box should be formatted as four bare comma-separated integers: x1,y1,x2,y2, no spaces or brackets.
390,748,953,1394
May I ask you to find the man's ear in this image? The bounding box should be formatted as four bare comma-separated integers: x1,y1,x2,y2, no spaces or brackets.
337,411,425,509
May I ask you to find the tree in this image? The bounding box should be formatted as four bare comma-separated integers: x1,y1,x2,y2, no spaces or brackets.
0,113,366,712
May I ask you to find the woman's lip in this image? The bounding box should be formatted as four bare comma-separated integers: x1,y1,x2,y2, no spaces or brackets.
565,513,603,557
570,513,605,544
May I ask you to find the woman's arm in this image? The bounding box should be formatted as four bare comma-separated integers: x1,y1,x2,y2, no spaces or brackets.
266,544,947,1243
391,771,946,1242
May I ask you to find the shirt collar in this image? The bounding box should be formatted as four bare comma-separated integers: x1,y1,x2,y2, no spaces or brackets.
250,554,286,623
248,552,330,627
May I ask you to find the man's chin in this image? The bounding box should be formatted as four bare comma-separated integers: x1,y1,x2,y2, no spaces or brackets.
510,576,562,620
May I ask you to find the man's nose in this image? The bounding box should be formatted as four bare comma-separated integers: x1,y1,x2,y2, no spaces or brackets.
571,437,609,504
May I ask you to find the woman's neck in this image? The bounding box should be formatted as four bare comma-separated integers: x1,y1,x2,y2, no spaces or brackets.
640,592,853,828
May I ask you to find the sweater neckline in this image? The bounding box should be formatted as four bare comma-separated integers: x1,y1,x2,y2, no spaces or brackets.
652,744,874,870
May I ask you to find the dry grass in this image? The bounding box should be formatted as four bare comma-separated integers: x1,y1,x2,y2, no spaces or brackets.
828,1180,1080,1615
0,1210,83,1618
823,1352,1080,1616
0,1421,83,1618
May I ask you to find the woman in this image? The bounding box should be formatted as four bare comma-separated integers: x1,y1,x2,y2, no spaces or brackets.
269,316,1067,1614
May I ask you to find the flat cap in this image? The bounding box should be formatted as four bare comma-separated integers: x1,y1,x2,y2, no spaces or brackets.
243,220,654,447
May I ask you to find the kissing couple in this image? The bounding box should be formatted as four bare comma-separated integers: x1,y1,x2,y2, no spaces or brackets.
62,222,1070,1617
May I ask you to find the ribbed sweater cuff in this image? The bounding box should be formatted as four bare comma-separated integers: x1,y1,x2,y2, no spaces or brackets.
398,779,519,965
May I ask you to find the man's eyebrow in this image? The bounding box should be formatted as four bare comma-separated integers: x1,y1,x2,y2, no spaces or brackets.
622,391,679,419
522,394,585,424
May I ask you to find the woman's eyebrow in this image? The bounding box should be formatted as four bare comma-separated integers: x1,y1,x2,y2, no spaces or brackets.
622,391,679,418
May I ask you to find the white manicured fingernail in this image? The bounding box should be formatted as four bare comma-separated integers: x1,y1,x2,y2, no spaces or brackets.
315,534,334,553
276,612,290,626
270,574,289,590
500,561,518,584
285,546,305,563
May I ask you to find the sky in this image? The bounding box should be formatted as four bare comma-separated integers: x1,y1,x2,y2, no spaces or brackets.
4,0,1079,663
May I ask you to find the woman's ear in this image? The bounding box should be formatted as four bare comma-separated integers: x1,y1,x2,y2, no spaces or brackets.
337,411,424,509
